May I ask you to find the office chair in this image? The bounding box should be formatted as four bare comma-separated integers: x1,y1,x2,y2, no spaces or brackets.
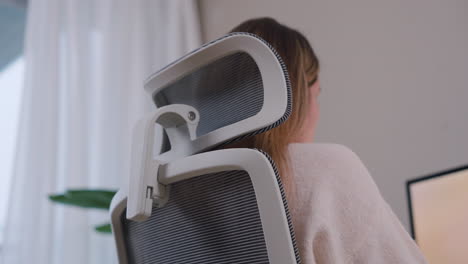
110,33,301,264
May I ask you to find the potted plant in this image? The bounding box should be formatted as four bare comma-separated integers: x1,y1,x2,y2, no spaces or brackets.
49,189,117,233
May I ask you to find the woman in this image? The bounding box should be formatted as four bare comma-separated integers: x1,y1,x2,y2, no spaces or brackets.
230,18,427,263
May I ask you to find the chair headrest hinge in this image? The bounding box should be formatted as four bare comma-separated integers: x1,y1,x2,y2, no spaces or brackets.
126,104,200,222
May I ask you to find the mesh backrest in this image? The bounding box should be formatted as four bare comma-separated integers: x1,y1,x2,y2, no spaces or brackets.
153,52,264,137
119,34,301,263
122,170,269,264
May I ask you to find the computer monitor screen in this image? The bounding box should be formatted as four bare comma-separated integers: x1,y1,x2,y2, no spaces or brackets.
407,165,468,263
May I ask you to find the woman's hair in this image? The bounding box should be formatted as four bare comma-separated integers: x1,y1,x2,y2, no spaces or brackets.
229,17,320,195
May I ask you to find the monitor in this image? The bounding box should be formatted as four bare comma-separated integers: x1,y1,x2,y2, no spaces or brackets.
407,165,468,263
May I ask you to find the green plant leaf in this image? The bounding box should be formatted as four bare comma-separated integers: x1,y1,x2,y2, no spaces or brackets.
49,189,117,210
95,223,112,234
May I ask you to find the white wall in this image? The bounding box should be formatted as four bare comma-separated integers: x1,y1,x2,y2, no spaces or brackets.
199,0,468,231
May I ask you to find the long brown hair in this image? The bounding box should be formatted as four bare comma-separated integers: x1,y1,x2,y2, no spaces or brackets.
229,18,320,195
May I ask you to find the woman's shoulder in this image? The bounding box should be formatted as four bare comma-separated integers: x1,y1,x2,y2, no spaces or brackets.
287,143,385,245
288,143,361,163
287,143,369,180
287,143,382,204
287,143,428,263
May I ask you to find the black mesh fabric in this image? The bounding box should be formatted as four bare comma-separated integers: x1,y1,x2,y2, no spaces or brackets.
122,170,269,264
150,32,293,150
154,52,264,137
121,150,302,264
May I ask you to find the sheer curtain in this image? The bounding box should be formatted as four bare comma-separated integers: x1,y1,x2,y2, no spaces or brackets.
1,0,201,263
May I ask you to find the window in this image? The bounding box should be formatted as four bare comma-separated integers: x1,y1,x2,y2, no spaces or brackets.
0,57,24,243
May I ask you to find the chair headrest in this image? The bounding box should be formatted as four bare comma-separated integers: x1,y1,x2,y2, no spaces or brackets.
144,33,292,154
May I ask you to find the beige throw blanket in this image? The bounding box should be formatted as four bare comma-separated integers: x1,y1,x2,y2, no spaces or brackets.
287,143,428,263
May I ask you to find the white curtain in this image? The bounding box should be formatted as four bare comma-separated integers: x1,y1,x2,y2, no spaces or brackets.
1,0,201,263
